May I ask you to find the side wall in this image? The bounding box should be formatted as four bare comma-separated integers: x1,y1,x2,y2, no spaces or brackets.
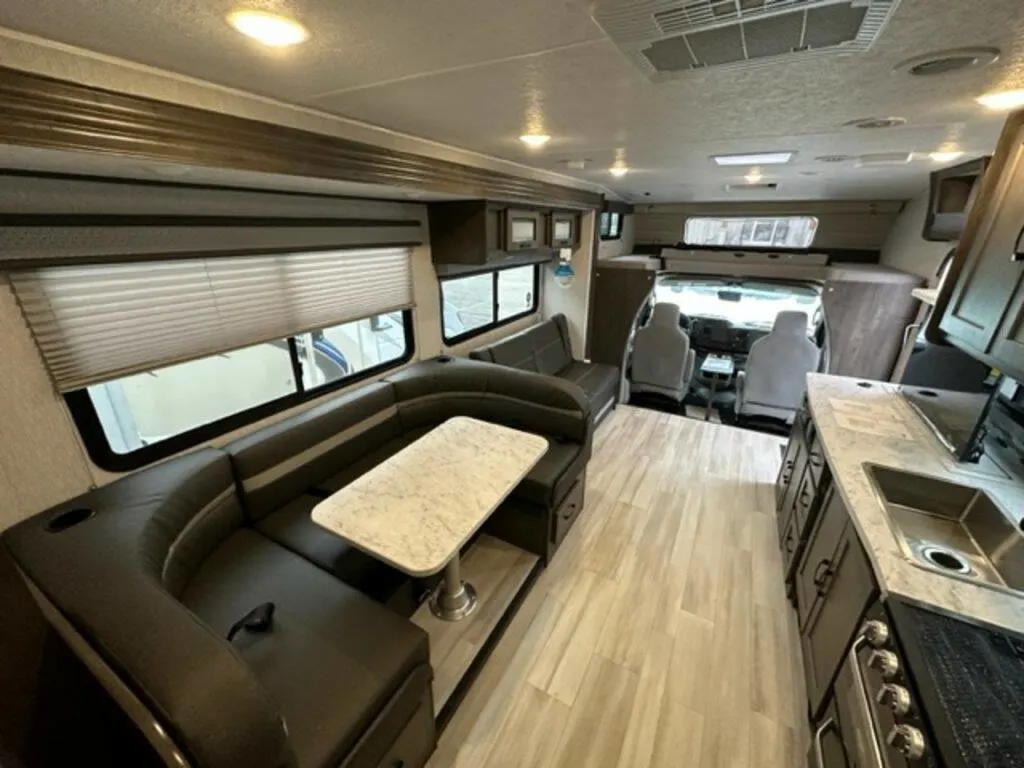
597,214,635,261
0,192,551,529
879,192,954,286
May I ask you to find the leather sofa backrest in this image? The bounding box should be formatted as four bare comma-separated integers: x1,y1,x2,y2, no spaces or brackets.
469,314,574,376
1,449,294,768
384,356,591,443
226,382,401,521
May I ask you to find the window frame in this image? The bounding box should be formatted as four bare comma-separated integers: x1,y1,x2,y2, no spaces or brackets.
599,212,623,241
65,310,416,472
439,264,540,345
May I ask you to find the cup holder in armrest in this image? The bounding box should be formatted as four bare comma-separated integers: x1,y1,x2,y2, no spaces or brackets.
45,508,93,533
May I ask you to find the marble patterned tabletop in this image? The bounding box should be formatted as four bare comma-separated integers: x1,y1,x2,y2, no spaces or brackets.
806,373,1024,634
311,416,549,577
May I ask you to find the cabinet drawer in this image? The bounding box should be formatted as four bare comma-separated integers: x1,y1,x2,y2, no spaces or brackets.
805,428,827,489
793,470,818,534
796,486,846,631
776,437,803,508
781,514,801,574
552,479,584,547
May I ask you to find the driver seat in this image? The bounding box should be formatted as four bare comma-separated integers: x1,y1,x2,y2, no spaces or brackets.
630,303,696,402
736,311,819,424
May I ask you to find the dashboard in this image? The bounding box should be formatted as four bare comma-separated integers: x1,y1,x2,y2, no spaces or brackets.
687,317,770,355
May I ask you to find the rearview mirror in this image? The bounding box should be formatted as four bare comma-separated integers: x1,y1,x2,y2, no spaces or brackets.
717,290,742,302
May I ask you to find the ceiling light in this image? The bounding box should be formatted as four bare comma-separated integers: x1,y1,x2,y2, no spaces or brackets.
896,48,1000,77
519,134,551,148
713,152,793,166
844,116,908,130
227,10,309,47
609,166,629,177
745,167,764,184
977,89,1024,110
930,150,964,163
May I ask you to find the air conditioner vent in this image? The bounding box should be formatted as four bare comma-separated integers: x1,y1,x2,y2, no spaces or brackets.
592,0,902,82
725,182,779,191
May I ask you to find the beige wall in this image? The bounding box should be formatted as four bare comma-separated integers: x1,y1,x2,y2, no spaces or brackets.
879,193,954,287
633,200,902,251
543,212,597,357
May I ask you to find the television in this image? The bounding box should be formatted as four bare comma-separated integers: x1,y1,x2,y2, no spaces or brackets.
922,156,989,242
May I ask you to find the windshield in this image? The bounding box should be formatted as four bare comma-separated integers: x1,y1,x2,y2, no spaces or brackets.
654,277,822,332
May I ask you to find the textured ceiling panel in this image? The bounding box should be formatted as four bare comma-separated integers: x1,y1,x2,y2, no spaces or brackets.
0,0,1023,202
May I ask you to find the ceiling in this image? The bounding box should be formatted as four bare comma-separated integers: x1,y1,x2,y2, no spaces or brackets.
1,0,1023,203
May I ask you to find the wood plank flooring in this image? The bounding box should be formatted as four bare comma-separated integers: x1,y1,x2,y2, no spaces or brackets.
426,405,808,768
412,535,539,713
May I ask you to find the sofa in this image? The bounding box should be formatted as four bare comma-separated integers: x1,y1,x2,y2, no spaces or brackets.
469,314,619,423
0,357,592,768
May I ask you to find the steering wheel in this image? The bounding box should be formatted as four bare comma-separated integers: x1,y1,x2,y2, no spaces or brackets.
678,312,692,332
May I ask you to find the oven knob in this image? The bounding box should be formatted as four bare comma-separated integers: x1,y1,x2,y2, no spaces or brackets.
877,683,913,716
887,724,926,760
863,619,891,648
868,650,900,679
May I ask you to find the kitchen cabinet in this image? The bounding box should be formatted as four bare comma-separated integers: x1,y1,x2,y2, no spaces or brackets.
797,486,878,718
429,200,585,269
936,111,1024,379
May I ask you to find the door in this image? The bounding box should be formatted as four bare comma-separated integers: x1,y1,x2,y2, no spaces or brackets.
801,524,877,718
808,697,850,768
940,120,1024,354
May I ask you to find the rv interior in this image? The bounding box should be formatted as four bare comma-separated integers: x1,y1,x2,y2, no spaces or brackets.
5,2,1024,767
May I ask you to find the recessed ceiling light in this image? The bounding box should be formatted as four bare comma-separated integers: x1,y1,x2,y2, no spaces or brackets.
930,150,964,163
519,134,551,148
745,167,764,184
712,152,793,166
977,89,1024,111
609,166,629,177
844,116,908,130
896,48,1000,77
227,10,309,47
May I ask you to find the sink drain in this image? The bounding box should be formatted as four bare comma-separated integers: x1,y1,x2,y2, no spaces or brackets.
921,546,972,575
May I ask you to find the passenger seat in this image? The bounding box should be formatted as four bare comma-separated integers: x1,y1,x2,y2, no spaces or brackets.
735,311,820,425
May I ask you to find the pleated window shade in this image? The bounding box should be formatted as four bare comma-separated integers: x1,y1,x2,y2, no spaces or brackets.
10,247,414,392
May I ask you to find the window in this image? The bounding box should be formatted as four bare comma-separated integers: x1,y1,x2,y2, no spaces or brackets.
655,277,822,334
600,212,623,240
67,311,414,470
683,216,819,249
440,265,538,343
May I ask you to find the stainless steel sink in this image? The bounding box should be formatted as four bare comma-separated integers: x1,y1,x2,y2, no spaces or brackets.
863,463,1024,595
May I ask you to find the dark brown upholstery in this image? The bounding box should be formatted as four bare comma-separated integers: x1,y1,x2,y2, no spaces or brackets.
470,314,619,420
1,355,594,768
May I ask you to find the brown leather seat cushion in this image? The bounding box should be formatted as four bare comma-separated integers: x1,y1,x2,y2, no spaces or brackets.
181,529,430,768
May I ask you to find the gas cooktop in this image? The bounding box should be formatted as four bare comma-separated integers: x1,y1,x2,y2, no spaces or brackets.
887,598,1024,768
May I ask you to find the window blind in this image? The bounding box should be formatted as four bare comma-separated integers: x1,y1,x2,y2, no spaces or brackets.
9,247,414,392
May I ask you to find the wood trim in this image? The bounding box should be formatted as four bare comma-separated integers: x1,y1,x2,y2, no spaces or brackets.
0,66,602,209
603,200,635,215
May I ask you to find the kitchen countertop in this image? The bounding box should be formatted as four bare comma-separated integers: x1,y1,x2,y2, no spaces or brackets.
806,373,1024,635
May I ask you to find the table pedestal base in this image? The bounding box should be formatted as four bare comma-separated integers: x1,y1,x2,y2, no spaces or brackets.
430,556,478,621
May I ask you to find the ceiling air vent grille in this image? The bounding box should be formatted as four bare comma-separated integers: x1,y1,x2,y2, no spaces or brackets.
592,0,902,82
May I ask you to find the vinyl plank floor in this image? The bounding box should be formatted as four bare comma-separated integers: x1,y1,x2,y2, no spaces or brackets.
430,406,806,768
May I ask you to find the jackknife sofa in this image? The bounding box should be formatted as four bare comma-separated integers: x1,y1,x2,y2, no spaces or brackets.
469,314,619,423
1,356,592,768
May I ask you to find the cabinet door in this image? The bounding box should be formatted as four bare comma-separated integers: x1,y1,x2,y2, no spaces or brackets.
587,269,655,366
777,453,809,546
940,121,1024,353
801,525,877,718
989,219,1024,373
796,486,843,629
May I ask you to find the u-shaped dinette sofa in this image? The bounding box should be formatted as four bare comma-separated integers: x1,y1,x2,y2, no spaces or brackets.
1,356,596,768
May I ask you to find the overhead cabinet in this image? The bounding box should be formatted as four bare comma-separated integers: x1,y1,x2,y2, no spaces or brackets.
428,200,582,269
937,110,1024,378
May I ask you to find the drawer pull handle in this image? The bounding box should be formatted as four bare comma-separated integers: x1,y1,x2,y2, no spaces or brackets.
812,559,834,589
809,454,823,467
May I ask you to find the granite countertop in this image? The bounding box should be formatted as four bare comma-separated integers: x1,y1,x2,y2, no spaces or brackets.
311,416,548,577
806,373,1024,634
